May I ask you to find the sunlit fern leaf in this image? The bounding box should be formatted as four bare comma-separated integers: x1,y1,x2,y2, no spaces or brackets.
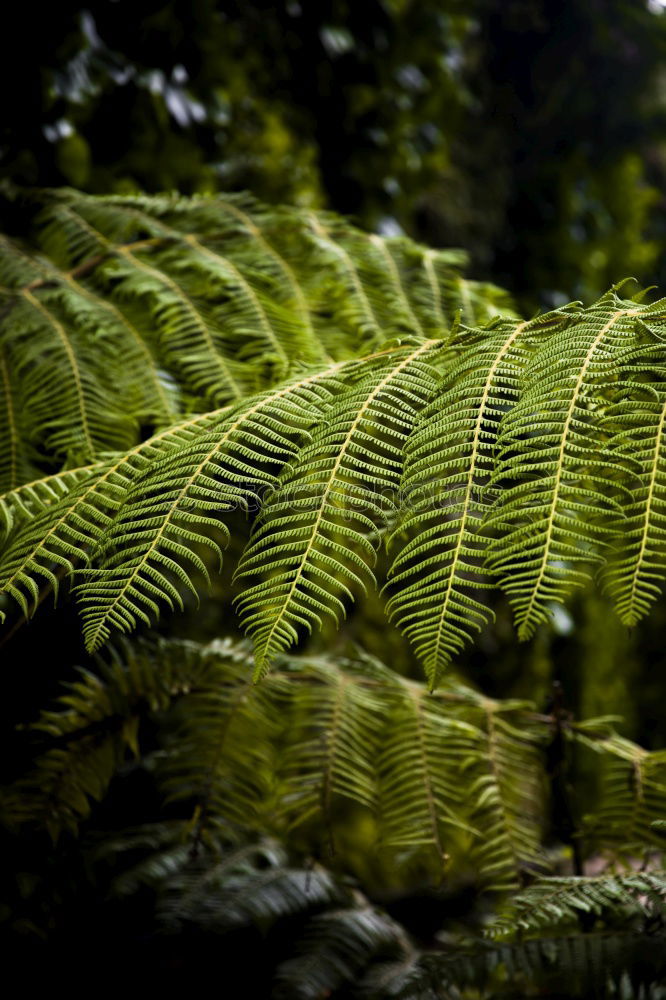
75,365,346,651
601,384,666,625
273,906,408,1000
234,342,445,677
484,290,666,639
385,309,574,685
0,408,229,618
574,724,666,855
0,463,108,543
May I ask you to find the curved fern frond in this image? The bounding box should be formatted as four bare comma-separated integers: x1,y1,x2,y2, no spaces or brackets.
234,341,444,676
75,364,347,650
601,383,666,624
0,407,231,618
574,723,666,855
5,191,666,679
385,309,574,684
484,291,666,639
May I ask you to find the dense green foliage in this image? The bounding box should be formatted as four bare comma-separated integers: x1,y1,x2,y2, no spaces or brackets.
1,191,666,994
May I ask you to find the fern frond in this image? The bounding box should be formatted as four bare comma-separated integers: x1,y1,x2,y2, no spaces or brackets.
1,639,206,835
484,291,666,639
272,655,385,834
0,407,230,618
601,384,666,624
385,310,573,684
7,638,552,890
376,675,481,867
75,364,346,650
234,341,444,675
2,284,136,462
160,841,346,931
488,870,666,939
407,926,666,998
466,704,548,890
574,724,666,855
273,906,408,1000
0,347,35,492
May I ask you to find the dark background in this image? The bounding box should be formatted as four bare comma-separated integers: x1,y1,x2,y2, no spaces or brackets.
4,0,666,311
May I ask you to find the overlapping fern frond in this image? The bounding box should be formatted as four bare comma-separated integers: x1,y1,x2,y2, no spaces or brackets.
574,721,666,857
6,637,664,892
234,341,445,676
2,192,666,682
384,309,575,684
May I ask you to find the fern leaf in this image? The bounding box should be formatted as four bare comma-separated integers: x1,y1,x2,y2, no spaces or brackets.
273,655,385,834
76,366,345,650
466,703,549,890
601,384,666,624
273,906,407,1000
488,870,666,938
575,725,666,855
484,292,666,639
0,408,229,618
234,341,444,676
376,676,480,866
385,310,572,684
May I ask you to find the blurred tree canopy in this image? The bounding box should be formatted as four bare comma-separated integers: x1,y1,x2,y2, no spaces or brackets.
4,0,666,303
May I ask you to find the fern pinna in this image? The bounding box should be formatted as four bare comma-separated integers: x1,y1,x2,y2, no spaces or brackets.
1,189,666,687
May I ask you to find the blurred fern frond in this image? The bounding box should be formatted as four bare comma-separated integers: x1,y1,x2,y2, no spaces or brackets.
6,637,665,894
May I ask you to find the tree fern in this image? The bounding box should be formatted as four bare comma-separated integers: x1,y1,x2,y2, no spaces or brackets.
3,192,666,684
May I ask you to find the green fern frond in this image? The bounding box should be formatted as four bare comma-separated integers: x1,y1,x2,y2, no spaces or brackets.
405,926,666,999
234,341,445,676
0,406,231,618
466,705,548,890
601,383,666,625
271,655,385,834
375,675,481,867
159,840,346,931
488,870,666,939
1,639,207,835
574,724,666,855
385,309,574,683
273,906,408,1000
5,191,666,681
484,291,666,639
75,363,348,650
